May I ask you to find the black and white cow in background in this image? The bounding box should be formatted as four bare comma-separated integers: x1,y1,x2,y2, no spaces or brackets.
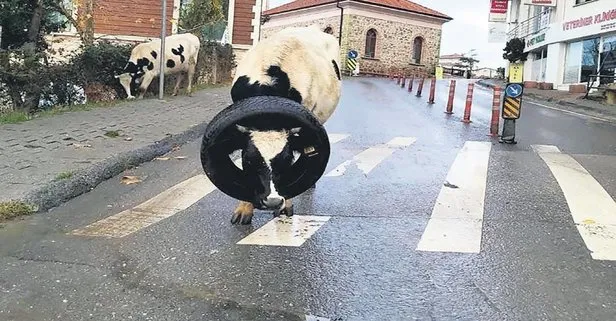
228,25,342,224
115,33,200,99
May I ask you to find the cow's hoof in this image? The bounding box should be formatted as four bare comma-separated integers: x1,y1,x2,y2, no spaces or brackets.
231,211,253,225
232,202,254,225
274,204,294,218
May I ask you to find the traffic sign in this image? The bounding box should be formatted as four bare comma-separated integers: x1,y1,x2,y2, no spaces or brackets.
505,83,523,98
348,50,358,59
502,96,522,119
508,63,523,83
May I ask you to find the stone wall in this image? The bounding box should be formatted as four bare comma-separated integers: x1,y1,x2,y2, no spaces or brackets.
343,14,441,77
260,11,443,78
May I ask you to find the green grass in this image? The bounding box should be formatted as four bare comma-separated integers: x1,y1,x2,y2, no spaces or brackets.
0,201,36,222
104,130,120,138
0,111,31,124
55,171,74,180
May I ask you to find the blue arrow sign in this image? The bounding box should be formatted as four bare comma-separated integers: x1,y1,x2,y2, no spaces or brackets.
348,50,358,59
505,83,523,98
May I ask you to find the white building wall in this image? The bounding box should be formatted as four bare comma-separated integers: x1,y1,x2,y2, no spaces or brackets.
507,0,616,90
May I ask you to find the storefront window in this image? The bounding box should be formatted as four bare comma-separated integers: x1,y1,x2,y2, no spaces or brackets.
600,35,616,85
563,37,600,84
564,41,582,84
581,38,600,83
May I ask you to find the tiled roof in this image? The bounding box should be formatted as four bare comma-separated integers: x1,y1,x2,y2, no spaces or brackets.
263,0,452,20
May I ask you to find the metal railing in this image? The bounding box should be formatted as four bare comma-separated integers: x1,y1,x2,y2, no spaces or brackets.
507,7,552,41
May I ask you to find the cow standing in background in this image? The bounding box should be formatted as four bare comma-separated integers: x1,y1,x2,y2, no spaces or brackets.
115,33,201,99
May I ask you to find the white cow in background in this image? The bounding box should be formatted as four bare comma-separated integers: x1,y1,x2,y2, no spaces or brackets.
115,33,200,99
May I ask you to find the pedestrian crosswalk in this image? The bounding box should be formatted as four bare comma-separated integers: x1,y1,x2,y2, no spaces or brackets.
68,132,616,262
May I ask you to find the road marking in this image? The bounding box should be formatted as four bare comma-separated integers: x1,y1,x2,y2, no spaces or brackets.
533,144,616,261
416,141,492,253
236,215,331,247
328,133,350,144
531,144,561,154
70,174,217,238
325,136,416,177
526,101,613,123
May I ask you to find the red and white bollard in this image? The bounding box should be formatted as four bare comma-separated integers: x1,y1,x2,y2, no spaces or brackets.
416,78,425,97
445,79,456,114
428,78,436,104
408,77,414,92
489,86,502,136
461,83,474,123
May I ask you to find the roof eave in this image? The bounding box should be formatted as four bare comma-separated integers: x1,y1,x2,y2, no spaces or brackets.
264,0,453,21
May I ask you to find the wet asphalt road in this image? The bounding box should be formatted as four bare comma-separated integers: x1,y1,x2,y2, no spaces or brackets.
2,77,616,321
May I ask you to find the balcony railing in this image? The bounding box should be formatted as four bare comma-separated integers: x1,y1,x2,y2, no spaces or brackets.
507,7,552,41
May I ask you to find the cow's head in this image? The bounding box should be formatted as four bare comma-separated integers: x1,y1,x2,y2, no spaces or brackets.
200,96,331,210
114,57,153,98
234,124,302,209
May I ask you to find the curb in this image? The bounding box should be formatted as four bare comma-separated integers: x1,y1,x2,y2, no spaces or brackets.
20,120,211,213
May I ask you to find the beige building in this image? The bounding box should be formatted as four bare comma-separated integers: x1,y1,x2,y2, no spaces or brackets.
260,0,452,77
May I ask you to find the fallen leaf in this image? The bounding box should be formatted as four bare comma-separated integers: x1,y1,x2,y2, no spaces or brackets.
121,175,142,185
582,219,596,225
155,157,170,161
175,156,187,160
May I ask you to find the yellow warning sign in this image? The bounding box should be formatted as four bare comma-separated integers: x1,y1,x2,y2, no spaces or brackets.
502,96,522,119
435,66,443,80
508,63,524,84
347,57,357,71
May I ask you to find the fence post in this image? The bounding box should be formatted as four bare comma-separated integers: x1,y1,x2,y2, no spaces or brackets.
489,86,502,136
428,78,436,104
445,79,456,114
461,83,474,123
416,78,425,97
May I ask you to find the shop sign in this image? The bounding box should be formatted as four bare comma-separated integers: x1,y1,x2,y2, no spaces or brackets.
562,8,616,32
489,0,508,23
524,0,556,6
527,33,546,47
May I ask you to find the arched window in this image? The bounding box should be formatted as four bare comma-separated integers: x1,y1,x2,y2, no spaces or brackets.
365,28,377,58
412,37,423,64
323,26,333,34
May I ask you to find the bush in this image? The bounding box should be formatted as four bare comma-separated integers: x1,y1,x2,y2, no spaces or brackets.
68,41,134,99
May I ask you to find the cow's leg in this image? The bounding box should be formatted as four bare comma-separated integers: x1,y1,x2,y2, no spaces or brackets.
273,199,294,217
172,73,184,96
232,201,254,225
137,73,155,99
187,61,196,96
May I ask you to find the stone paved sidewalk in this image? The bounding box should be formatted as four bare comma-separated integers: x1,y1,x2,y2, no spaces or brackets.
1,86,232,212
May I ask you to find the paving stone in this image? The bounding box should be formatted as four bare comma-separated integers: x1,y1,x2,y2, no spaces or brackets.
0,86,231,204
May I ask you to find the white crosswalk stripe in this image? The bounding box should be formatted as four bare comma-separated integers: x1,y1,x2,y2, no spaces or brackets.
416,141,492,253
68,135,616,262
533,144,616,261
324,136,416,177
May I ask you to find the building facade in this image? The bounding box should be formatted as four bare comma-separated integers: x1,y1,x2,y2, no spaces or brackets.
256,0,451,77
506,0,616,92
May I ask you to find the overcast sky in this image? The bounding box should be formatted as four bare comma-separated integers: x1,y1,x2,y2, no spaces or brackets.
265,0,508,69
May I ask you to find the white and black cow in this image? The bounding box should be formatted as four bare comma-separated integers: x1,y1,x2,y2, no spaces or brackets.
228,25,342,224
115,33,200,99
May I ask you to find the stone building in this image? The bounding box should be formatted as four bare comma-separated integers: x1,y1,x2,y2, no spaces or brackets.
259,0,452,76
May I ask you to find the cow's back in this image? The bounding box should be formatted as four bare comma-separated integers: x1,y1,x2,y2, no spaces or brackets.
231,25,341,124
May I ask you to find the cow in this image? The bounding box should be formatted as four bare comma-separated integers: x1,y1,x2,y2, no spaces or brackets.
227,25,342,225
114,33,200,99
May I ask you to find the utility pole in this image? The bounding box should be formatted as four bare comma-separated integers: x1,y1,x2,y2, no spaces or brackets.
158,0,167,100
